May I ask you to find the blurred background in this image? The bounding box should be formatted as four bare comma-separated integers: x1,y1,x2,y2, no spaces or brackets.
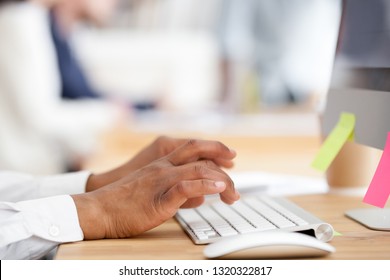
75,0,341,112
0,0,342,175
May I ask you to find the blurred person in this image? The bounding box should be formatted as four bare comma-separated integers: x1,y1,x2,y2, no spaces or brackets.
49,0,119,100
218,0,341,110
0,0,124,175
0,136,240,259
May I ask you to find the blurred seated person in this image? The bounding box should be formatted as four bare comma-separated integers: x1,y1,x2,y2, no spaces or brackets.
49,0,119,100
0,0,125,175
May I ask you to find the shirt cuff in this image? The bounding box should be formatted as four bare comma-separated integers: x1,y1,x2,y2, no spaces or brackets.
18,195,84,243
38,171,91,197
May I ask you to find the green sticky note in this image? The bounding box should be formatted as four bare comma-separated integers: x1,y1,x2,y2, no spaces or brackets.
311,112,356,172
333,231,343,237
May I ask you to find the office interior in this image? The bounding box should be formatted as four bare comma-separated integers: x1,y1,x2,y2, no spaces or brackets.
82,0,340,113
0,0,343,176
2,0,390,261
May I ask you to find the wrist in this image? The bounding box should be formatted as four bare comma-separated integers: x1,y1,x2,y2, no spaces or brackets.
86,166,131,192
86,173,113,192
71,193,106,240
86,173,100,192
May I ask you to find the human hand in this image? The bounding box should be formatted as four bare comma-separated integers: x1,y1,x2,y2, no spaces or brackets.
72,139,239,240
86,136,235,191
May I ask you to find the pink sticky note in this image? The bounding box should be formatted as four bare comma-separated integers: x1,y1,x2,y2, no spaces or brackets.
363,132,390,208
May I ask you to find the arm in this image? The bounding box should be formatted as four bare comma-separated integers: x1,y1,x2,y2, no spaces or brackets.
0,195,83,260
0,171,88,259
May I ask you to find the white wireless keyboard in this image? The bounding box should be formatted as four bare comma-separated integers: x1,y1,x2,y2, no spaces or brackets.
175,195,334,244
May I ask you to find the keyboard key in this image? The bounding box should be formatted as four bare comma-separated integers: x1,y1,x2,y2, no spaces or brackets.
204,230,218,237
194,232,208,240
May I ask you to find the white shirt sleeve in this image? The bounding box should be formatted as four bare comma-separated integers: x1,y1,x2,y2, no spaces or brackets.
0,171,89,259
0,171,91,202
0,195,84,260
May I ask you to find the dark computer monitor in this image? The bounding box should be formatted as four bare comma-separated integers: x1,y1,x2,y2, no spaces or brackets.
323,0,390,149
322,0,390,230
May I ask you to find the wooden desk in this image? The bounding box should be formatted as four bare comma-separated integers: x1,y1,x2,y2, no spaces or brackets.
56,130,390,260
56,193,390,260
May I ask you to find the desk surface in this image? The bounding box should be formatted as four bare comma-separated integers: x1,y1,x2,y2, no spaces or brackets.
56,127,390,260
56,194,390,260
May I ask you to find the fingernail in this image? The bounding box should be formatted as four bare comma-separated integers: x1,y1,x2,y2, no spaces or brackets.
230,149,237,155
214,181,226,189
